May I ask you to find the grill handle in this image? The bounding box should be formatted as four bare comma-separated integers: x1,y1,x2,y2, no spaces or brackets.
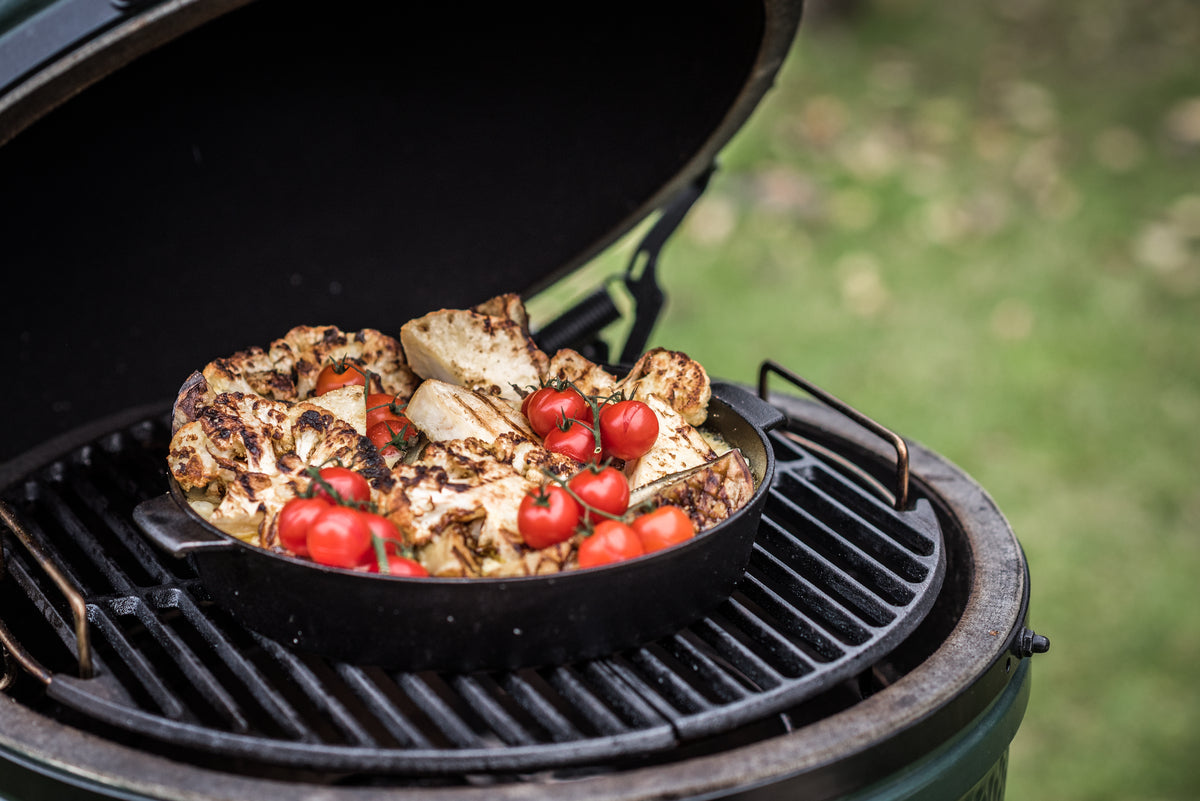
0,499,91,686
133,492,239,557
758,360,911,511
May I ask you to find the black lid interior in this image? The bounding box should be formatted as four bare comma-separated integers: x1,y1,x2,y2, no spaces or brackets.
0,0,800,461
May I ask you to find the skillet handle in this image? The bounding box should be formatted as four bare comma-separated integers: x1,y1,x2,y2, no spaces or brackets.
711,381,787,432
133,494,237,557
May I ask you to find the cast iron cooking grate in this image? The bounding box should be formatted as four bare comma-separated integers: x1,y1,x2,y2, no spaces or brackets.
0,408,944,774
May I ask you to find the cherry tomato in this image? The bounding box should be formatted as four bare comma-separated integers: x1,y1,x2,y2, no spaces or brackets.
276,496,331,557
568,465,630,523
315,359,367,395
599,400,659,461
311,465,371,506
366,553,429,577
365,393,407,430
524,386,592,438
577,520,644,568
306,506,373,568
359,511,404,548
543,419,600,463
517,485,581,549
632,505,696,553
368,418,415,456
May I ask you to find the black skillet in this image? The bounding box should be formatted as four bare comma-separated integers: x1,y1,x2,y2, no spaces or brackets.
133,381,784,672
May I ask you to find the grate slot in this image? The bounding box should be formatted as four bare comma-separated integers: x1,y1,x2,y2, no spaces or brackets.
336,665,437,748
40,476,150,591
2,550,90,671
9,498,108,599
166,593,319,741
809,467,936,556
689,615,785,692
88,604,189,720
716,594,816,678
779,472,929,582
617,647,716,718
256,638,383,747
497,670,587,743
735,572,847,662
448,673,540,747
751,524,881,640
765,487,915,608
659,630,754,704
576,660,670,730
393,672,487,749
70,457,186,585
545,665,634,737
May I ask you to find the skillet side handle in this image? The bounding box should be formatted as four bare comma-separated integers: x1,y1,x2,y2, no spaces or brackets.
711,381,787,432
133,494,236,557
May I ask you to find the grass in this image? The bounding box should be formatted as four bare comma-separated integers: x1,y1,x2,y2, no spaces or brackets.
537,1,1200,797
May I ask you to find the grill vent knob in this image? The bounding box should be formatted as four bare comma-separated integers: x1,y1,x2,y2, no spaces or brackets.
1014,627,1051,657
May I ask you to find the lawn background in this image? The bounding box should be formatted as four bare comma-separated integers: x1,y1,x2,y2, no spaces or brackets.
534,1,1200,798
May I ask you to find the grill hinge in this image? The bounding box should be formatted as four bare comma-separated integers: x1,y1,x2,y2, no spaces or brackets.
534,165,714,362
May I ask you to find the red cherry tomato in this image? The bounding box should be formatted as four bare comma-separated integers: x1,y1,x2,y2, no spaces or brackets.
276,496,331,557
524,386,592,438
543,419,600,463
311,466,371,506
577,520,645,568
315,360,367,395
306,506,373,568
568,465,630,523
517,485,582,549
599,400,659,461
365,393,408,430
632,505,696,553
368,418,415,456
358,511,404,548
366,553,430,577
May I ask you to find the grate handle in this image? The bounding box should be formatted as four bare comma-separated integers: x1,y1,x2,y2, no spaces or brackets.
0,500,92,685
757,361,910,510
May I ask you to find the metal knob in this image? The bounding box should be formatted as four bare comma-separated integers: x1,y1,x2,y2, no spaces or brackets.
1013,627,1051,658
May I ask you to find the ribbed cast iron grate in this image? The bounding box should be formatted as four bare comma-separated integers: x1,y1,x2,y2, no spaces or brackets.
0,410,944,773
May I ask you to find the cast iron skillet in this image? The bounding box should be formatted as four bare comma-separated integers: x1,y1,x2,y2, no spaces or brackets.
133,382,783,672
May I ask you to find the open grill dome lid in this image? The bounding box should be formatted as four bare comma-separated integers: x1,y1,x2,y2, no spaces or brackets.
0,0,803,462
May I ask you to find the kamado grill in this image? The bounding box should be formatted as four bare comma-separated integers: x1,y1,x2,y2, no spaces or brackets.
0,1,1049,799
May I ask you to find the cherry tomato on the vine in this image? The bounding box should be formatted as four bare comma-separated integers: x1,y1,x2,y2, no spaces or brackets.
517,484,581,549
543,419,600,463
306,506,373,568
368,418,415,457
568,465,630,523
365,393,408,430
524,386,592,438
277,496,331,557
311,465,371,506
599,400,659,461
632,505,696,553
358,511,404,549
315,360,367,396
367,553,430,576
577,520,644,568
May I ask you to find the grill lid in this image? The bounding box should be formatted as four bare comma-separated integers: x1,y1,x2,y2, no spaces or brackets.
0,0,803,460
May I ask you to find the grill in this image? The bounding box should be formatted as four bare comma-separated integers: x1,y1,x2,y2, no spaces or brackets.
0,0,1048,798
0,388,944,776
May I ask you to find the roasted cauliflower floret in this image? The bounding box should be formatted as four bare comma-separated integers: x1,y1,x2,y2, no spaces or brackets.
173,326,418,432
400,307,548,401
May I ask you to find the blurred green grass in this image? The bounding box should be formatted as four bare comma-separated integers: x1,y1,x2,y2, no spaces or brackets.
539,0,1200,798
